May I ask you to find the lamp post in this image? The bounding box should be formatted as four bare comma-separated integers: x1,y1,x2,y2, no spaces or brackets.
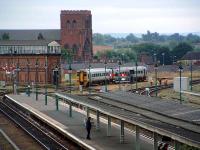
118,60,122,90
55,65,59,91
172,56,176,64
16,59,20,94
35,58,39,101
154,63,158,97
122,53,124,64
68,52,72,94
135,60,138,92
179,64,183,104
89,62,91,95
69,63,72,94
45,56,48,105
104,60,107,92
190,60,192,91
153,53,156,63
26,59,30,96
162,52,165,66
10,48,14,94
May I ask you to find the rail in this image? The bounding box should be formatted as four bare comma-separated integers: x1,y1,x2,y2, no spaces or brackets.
0,99,69,150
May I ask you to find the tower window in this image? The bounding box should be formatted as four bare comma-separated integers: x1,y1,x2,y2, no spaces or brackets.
72,20,77,28
66,20,71,29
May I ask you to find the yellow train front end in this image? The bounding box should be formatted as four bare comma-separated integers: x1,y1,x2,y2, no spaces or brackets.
77,70,89,87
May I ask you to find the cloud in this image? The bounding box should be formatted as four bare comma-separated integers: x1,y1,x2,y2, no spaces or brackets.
0,0,200,33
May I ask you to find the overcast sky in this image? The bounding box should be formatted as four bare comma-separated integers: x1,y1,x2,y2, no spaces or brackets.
0,0,200,33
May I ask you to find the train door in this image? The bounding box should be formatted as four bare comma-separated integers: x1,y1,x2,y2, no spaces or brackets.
143,68,146,80
130,69,135,83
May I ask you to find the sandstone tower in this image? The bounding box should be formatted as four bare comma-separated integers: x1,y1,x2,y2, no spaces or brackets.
60,10,93,62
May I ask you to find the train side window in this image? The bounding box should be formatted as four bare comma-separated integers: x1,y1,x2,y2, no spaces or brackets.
130,70,135,74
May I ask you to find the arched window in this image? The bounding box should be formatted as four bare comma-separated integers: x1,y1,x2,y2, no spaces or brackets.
85,16,91,28
85,20,90,28
64,44,69,49
72,20,77,28
72,44,78,53
84,39,90,52
66,20,71,29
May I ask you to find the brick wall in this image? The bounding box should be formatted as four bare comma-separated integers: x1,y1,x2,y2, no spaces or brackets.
0,55,61,85
60,10,93,62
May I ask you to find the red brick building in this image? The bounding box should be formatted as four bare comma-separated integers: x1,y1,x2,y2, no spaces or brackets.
60,10,93,62
0,10,93,85
0,40,61,85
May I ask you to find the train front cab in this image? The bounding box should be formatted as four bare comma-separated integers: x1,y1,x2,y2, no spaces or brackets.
77,71,88,86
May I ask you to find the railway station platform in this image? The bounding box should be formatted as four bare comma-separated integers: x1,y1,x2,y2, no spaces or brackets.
6,93,153,150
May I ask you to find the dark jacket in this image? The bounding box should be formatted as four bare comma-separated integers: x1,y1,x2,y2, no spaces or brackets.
86,119,92,130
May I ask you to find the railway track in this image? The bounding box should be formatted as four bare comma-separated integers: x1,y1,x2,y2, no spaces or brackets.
131,79,200,96
0,98,83,150
57,92,200,148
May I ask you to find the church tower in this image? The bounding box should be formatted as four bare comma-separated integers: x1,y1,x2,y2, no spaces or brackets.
60,10,93,62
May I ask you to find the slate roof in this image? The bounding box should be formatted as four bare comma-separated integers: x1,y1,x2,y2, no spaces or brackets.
181,51,200,60
0,29,60,40
0,40,57,46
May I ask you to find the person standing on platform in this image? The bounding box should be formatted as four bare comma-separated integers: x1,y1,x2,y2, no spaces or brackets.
86,117,92,140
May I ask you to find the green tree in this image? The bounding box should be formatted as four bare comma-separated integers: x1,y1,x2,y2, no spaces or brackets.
186,33,200,43
2,33,10,40
172,42,193,60
61,48,73,63
125,33,138,43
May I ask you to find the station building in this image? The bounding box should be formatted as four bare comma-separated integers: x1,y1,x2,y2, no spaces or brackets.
0,10,93,85
0,40,61,85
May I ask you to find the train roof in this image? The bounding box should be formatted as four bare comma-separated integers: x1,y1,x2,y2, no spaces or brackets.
112,66,147,71
80,68,112,73
78,65,147,73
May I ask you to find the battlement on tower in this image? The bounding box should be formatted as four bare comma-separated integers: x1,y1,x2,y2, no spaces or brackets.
61,10,91,15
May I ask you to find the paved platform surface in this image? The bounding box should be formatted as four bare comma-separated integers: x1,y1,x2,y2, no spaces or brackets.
99,91,200,125
7,93,153,150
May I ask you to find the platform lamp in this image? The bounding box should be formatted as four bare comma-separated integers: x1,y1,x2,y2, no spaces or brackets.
154,63,158,97
26,59,30,96
35,58,39,101
68,51,72,94
135,59,138,92
118,60,122,90
104,60,107,92
16,58,20,94
44,56,48,105
162,52,165,66
55,65,59,91
10,48,14,94
190,60,193,91
179,63,183,104
89,62,91,95
69,62,72,94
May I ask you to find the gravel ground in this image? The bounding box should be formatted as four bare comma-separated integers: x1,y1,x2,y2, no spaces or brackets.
0,111,44,150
